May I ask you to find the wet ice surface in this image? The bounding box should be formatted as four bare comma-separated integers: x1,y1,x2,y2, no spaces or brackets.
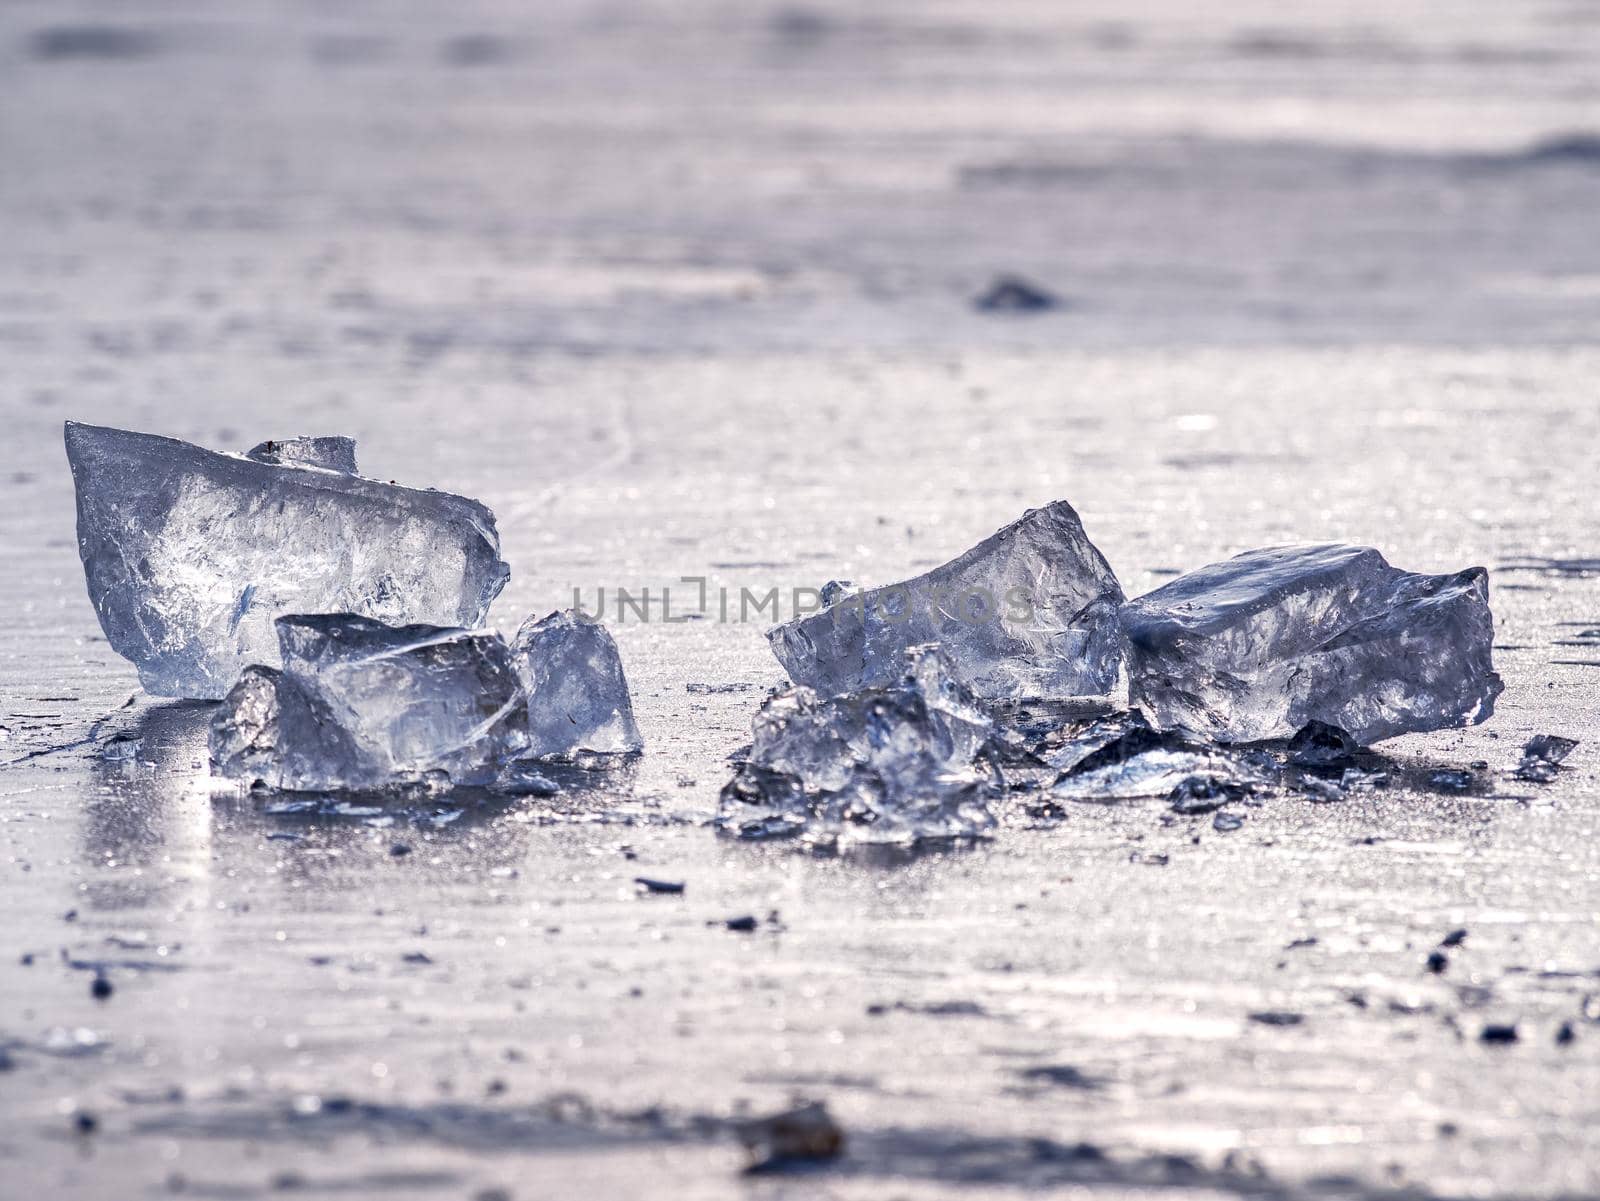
1121,544,1504,744
5,0,1600,1198
65,423,509,700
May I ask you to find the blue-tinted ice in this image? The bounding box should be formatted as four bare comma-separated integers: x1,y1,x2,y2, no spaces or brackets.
719,645,998,844
1120,544,1502,744
66,422,509,699
767,501,1125,702
514,610,643,760
210,614,526,793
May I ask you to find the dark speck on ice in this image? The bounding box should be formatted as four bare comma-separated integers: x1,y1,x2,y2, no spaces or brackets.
1248,1011,1305,1027
28,26,159,60
973,275,1062,313
1015,1063,1103,1090
634,877,685,895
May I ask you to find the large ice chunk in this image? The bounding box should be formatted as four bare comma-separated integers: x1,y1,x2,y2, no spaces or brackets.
768,501,1124,702
513,610,643,759
65,422,509,699
718,645,998,844
1120,544,1502,744
209,614,526,792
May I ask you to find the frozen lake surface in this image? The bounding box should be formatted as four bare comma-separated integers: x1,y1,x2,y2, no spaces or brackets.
2,1,1599,1197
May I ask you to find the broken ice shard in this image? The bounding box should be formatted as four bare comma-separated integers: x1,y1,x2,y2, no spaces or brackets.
1048,712,1277,801
208,664,282,783
513,610,642,759
1120,544,1502,744
245,435,357,474
1513,734,1579,782
210,614,526,792
768,501,1124,702
66,422,509,700
718,645,998,844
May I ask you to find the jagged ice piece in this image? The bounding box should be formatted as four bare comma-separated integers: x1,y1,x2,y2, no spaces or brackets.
1120,544,1502,744
209,664,282,783
768,501,1125,702
1047,712,1277,800
210,614,526,792
514,610,642,759
66,422,509,699
246,435,358,474
719,645,998,844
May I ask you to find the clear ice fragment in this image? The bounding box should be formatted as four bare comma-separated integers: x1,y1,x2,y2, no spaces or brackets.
209,614,526,792
1041,711,1172,773
1120,544,1502,744
493,760,561,796
719,645,998,844
1049,711,1278,801
100,733,144,762
513,610,642,760
769,501,1125,702
245,436,358,474
1168,774,1247,812
66,422,509,699
1052,745,1273,801
1513,734,1579,782
209,664,282,783
1285,721,1360,768
819,580,852,607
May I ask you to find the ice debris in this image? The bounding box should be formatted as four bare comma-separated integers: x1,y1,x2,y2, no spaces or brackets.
210,614,526,793
211,609,640,793
1284,720,1361,767
768,502,1124,703
735,1101,845,1170
245,436,357,474
719,645,999,844
1048,713,1277,801
514,611,642,760
1120,544,1501,744
66,422,509,699
99,734,143,762
1513,734,1579,783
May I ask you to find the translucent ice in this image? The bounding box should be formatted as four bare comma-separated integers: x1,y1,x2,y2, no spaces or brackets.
1513,734,1579,783
513,610,643,760
718,645,998,844
245,436,358,474
1120,544,1502,744
1048,712,1276,801
208,664,282,783
768,501,1124,702
209,614,526,792
66,422,509,700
